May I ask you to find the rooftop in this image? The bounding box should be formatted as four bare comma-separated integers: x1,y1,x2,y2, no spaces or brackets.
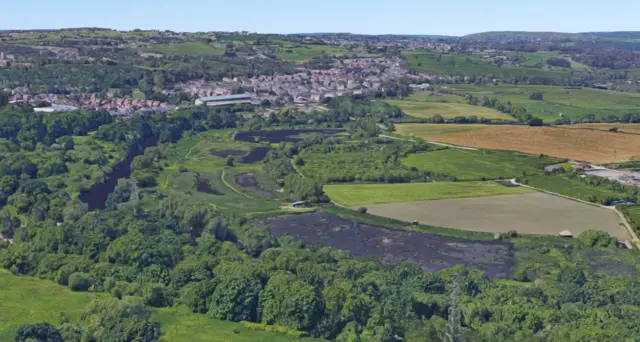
198,94,250,102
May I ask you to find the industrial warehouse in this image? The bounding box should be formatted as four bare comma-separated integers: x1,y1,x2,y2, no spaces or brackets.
194,94,252,106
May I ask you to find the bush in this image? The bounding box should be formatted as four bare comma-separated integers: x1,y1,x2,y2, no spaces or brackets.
529,118,544,126
226,156,235,167
241,321,309,338
529,92,544,101
68,272,94,292
358,207,368,214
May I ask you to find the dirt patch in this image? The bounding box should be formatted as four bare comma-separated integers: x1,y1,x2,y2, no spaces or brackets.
210,149,247,158
235,173,277,199
364,193,630,239
242,147,272,164
258,211,513,278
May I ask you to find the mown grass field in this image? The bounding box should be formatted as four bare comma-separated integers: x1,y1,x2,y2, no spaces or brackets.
440,84,640,122
395,124,640,163
620,205,640,230
0,270,303,342
364,192,628,238
0,269,105,340
403,149,560,180
276,44,378,62
325,181,534,207
142,42,225,56
385,97,515,121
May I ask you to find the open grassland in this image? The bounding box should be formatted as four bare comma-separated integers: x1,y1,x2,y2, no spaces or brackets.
404,51,570,78
385,98,515,121
0,270,301,342
0,269,104,340
620,205,640,231
520,174,638,204
441,84,640,122
142,42,225,56
396,124,640,163
275,44,376,62
325,181,534,207
364,193,630,239
153,306,313,342
559,123,640,134
403,149,560,180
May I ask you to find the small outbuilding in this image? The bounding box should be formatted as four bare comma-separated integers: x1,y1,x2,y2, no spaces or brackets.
292,201,308,208
559,230,573,238
544,165,562,173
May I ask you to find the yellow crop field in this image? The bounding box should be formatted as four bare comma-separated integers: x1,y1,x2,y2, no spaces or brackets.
396,124,640,163
385,99,516,121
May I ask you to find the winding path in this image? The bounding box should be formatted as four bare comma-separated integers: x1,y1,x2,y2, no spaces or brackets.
379,134,479,151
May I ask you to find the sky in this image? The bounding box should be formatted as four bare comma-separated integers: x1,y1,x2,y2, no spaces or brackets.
4,0,640,36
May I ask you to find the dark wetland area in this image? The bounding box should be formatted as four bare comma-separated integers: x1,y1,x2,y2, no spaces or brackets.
260,211,514,278
210,149,246,158
235,173,277,199
234,128,345,144
241,146,271,164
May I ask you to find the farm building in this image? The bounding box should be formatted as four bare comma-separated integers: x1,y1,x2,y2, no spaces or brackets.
544,165,562,173
574,162,592,170
559,230,573,238
195,94,251,106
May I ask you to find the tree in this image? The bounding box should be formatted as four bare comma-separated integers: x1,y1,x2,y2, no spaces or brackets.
444,276,462,342
528,117,544,126
68,272,94,291
14,323,63,342
529,92,544,100
226,156,235,167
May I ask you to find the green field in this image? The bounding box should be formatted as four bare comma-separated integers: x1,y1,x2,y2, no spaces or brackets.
520,174,638,205
385,96,516,121
142,42,225,56
0,269,105,340
275,44,377,62
325,181,535,207
439,84,640,123
404,51,570,78
152,130,282,216
620,205,640,230
403,149,560,180
0,270,305,341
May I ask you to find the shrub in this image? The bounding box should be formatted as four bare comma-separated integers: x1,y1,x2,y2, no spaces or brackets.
358,207,368,214
68,272,94,292
529,92,544,100
241,321,309,338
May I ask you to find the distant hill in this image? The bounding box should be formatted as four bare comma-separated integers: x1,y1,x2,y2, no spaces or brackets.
295,33,457,40
460,31,640,43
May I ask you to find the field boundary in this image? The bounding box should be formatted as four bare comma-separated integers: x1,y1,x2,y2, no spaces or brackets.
510,179,639,244
380,134,479,150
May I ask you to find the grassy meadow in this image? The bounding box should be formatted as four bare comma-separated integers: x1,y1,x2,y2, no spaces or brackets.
276,44,378,62
620,205,640,230
141,42,225,56
0,270,308,342
325,181,534,207
403,149,560,180
404,51,571,78
439,84,640,122
395,124,640,163
386,94,515,121
519,174,638,204
151,130,282,216
0,269,105,340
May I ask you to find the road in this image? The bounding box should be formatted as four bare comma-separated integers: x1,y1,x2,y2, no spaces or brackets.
379,134,479,150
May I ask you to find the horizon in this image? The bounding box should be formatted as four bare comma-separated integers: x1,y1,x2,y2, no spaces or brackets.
3,0,640,36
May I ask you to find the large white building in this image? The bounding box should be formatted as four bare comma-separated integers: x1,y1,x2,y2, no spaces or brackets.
195,94,251,106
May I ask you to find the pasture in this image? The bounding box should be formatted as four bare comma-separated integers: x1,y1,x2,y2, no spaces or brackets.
364,193,630,239
0,269,104,340
385,97,515,121
325,181,534,207
141,42,225,56
275,44,376,62
402,149,560,180
0,270,299,342
440,84,640,122
519,174,638,204
395,123,640,163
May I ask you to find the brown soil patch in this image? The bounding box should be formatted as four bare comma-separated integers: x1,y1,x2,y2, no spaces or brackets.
559,123,640,134
400,124,640,163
